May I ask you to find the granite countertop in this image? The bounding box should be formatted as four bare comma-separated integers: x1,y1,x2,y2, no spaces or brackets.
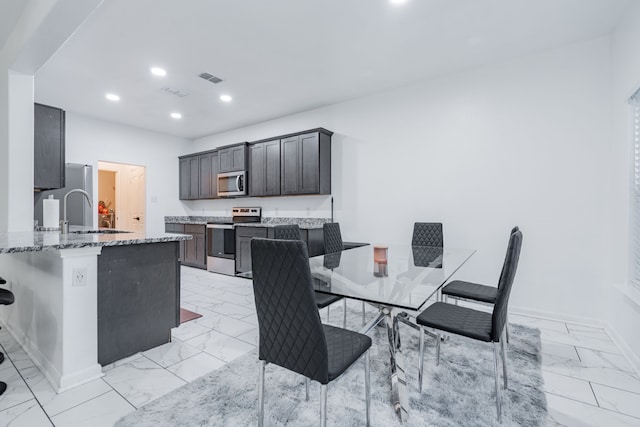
165,216,331,229
0,226,191,254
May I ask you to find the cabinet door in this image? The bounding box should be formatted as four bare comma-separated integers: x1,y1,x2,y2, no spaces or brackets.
231,145,245,170
184,235,197,264
195,233,206,267
179,158,190,200
219,144,246,172
34,103,65,190
209,151,219,198
199,153,212,199
280,136,300,195
235,236,252,273
249,143,265,196
299,133,320,194
189,157,199,199
264,140,281,196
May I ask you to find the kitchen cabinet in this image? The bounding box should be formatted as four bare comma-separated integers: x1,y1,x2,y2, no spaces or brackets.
179,155,200,200
280,130,331,195
165,223,186,262
235,226,268,273
182,224,206,269
219,143,246,173
249,139,280,196
34,103,66,190
199,151,219,199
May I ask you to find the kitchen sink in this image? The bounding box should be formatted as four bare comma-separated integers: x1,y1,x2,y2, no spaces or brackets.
71,229,132,234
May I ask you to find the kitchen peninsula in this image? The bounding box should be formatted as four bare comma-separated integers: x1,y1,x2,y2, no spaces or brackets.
0,228,190,393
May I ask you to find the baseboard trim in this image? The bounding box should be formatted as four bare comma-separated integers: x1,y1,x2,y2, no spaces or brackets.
604,321,640,377
508,304,606,328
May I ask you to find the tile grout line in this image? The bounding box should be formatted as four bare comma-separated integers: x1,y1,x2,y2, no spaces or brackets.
544,391,640,421
589,381,600,407
541,368,640,397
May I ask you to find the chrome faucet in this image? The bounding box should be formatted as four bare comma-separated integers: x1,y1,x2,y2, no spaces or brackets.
60,189,92,234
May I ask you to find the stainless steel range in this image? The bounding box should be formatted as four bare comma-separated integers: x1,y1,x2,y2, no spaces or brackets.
206,207,261,275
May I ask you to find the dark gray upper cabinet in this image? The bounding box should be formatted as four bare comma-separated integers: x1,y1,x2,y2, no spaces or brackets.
281,131,331,195
178,154,201,200
179,158,190,200
199,151,219,199
34,103,65,190
219,143,246,172
249,139,281,197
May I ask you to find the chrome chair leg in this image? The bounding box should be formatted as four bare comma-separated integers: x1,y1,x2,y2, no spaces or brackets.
326,305,330,322
436,332,441,366
365,350,371,427
418,327,425,392
501,329,508,389
493,343,502,423
506,314,510,344
343,299,347,328
362,301,366,326
305,377,310,401
320,384,328,427
258,360,266,427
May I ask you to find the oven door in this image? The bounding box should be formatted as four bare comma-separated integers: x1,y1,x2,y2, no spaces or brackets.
206,224,236,275
217,171,246,197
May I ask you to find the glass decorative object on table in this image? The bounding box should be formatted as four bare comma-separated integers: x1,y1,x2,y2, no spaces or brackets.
373,245,388,277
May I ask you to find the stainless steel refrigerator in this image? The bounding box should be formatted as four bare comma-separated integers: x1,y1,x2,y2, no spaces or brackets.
34,163,93,228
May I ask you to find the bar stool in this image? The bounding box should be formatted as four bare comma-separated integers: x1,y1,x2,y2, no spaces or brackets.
0,287,15,396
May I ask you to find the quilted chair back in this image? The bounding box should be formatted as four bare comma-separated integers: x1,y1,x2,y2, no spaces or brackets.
251,238,330,383
273,224,302,241
323,223,343,254
496,226,520,287
411,222,443,247
491,229,523,341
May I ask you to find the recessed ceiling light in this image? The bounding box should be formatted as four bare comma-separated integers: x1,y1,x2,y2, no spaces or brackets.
170,112,182,119
220,94,232,102
151,67,167,77
390,0,408,4
105,93,120,102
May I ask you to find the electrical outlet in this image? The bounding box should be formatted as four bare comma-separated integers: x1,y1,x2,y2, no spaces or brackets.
72,267,87,287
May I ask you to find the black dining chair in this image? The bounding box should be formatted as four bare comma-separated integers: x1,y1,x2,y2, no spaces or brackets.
411,222,443,247
415,229,522,423
251,238,372,427
273,225,345,326
441,226,519,342
0,287,15,396
322,222,367,326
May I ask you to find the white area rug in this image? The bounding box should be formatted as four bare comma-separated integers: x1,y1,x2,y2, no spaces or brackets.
117,308,546,427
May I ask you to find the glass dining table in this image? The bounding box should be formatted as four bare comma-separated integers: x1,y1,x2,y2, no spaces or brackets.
308,244,475,422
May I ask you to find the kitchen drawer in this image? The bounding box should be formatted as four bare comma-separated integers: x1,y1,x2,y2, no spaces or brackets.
236,226,268,238
185,224,205,234
165,223,185,233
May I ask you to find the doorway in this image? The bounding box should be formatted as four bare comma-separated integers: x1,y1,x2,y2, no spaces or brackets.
98,161,146,232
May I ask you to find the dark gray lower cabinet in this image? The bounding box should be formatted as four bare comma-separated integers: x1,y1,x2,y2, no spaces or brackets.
183,224,206,269
235,227,268,273
235,226,325,273
97,242,180,365
165,223,185,261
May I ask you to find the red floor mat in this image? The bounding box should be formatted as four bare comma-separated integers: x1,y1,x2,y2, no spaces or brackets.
180,307,203,324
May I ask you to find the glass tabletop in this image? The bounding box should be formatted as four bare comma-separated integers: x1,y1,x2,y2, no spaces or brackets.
309,245,475,311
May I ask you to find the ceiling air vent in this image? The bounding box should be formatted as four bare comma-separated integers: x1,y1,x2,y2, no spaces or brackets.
161,87,188,98
198,72,223,84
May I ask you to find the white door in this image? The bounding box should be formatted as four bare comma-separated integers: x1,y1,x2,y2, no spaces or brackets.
128,166,146,233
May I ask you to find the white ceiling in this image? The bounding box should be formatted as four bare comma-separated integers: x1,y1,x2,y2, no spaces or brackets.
33,0,629,140
0,1,28,53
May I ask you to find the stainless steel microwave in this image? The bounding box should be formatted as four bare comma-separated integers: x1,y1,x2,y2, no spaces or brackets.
217,171,246,197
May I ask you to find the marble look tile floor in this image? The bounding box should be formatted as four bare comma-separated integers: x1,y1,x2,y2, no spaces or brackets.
0,266,638,426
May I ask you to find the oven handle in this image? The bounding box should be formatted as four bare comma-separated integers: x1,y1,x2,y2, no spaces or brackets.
207,224,234,229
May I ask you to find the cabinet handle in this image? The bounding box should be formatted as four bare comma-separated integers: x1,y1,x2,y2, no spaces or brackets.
133,216,141,221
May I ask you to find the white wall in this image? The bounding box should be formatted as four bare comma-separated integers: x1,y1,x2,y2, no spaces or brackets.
187,37,613,324
65,113,189,233
606,1,640,370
